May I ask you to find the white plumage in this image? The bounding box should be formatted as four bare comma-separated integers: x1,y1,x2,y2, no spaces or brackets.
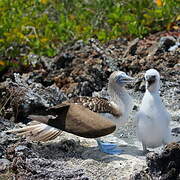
107,72,133,127
136,69,171,152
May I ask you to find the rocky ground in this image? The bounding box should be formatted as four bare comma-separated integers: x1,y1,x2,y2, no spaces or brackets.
0,30,180,179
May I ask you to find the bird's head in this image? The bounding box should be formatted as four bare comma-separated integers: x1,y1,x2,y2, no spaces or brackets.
145,69,160,92
109,71,134,87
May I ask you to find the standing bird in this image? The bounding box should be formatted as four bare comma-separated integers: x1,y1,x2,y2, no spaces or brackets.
8,71,134,154
136,69,171,153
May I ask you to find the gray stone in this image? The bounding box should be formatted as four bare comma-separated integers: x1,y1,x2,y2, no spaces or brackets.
15,145,28,152
2,73,67,123
159,36,176,51
0,159,10,172
147,36,177,58
123,38,139,57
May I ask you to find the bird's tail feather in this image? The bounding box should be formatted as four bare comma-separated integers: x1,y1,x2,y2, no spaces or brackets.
7,121,62,142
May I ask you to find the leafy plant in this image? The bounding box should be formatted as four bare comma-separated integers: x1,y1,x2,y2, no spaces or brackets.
0,0,179,70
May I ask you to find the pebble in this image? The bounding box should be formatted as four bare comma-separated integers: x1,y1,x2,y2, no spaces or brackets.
15,145,28,152
0,158,10,172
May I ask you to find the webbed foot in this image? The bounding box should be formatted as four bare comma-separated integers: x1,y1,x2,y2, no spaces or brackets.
97,140,124,155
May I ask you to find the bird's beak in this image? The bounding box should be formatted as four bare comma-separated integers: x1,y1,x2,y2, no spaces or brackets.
117,74,135,84
146,75,156,86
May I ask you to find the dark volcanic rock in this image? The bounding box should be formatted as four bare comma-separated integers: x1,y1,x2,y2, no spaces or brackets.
41,32,179,97
0,117,90,180
123,38,139,57
0,132,89,180
0,158,10,173
45,38,121,97
1,73,67,122
131,142,180,180
172,128,180,135
147,143,180,180
159,36,177,52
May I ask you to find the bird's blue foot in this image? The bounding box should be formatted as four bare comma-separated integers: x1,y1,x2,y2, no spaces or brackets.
97,140,124,155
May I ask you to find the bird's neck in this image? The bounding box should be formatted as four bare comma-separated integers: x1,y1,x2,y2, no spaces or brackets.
145,89,160,96
108,83,133,124
142,89,162,108
146,81,160,93
108,83,132,110
108,84,125,101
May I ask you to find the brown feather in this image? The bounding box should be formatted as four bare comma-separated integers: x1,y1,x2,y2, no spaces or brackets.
7,121,62,142
65,96,122,117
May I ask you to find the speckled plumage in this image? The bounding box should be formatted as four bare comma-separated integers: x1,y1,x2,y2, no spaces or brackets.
67,96,122,117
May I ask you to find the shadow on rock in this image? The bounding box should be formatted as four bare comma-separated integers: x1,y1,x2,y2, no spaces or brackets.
32,139,127,163
130,142,180,180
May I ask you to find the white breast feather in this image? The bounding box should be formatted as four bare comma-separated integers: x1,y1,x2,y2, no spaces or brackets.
136,92,171,148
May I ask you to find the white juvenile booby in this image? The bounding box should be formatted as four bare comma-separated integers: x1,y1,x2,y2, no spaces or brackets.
9,71,134,154
136,69,171,153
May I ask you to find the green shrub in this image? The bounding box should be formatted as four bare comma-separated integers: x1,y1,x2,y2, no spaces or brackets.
0,0,179,69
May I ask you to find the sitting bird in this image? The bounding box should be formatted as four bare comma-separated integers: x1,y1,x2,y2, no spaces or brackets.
136,69,171,153
8,71,134,154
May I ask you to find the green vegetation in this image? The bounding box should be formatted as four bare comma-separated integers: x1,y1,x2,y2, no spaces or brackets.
0,0,179,68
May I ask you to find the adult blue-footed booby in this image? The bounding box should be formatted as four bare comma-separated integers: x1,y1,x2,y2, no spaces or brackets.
136,69,171,153
8,71,134,154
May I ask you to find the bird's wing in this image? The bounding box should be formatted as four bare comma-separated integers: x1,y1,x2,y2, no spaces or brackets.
65,96,122,117
7,118,62,142
136,111,150,121
164,110,171,126
135,111,153,140
8,96,121,142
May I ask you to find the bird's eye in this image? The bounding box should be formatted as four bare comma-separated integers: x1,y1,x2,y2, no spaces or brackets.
116,76,122,80
116,75,122,83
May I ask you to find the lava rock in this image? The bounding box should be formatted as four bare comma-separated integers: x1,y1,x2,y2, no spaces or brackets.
172,128,180,134
60,139,77,152
131,142,180,180
146,143,180,179
15,145,28,152
53,52,75,69
130,170,152,180
1,73,67,123
123,38,139,57
159,36,176,52
0,158,10,172
0,145,5,158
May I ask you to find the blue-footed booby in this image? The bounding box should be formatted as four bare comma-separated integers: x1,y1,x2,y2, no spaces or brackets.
8,71,134,154
136,69,171,153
